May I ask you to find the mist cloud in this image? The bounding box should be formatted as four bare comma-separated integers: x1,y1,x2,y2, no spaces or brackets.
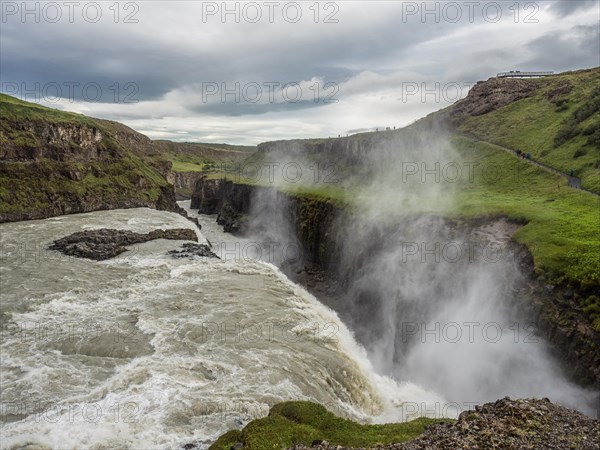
238,126,599,417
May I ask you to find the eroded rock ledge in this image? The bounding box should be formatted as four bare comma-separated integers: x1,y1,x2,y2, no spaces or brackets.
291,398,599,450
49,228,198,260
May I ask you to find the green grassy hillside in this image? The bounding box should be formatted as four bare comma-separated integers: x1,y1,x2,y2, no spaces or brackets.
441,69,599,300
452,136,599,300
152,140,256,173
452,68,600,192
241,68,599,324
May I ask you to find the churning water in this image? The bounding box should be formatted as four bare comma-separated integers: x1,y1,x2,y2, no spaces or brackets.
0,206,443,449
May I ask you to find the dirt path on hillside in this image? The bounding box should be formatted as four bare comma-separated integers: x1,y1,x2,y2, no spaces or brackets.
465,136,599,198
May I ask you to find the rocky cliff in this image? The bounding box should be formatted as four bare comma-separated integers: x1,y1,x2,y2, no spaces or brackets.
255,130,413,174
190,177,600,389
190,177,260,233
0,94,184,222
448,76,538,118
167,171,204,199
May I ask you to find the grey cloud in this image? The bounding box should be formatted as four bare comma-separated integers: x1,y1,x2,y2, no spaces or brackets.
548,0,599,17
188,99,329,117
524,24,600,71
0,2,462,103
1,1,598,142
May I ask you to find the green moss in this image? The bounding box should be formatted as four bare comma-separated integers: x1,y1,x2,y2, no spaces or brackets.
581,295,600,329
210,401,452,450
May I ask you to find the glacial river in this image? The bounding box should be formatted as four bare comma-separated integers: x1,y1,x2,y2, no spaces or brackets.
0,205,442,449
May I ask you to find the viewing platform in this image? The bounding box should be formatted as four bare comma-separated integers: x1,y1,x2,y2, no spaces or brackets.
497,71,554,78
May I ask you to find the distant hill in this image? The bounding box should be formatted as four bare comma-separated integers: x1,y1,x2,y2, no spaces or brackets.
152,140,255,173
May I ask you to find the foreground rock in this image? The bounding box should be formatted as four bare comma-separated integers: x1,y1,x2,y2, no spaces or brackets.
49,228,198,260
291,398,600,450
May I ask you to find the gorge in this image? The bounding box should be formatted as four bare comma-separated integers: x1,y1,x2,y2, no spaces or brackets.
1,69,599,449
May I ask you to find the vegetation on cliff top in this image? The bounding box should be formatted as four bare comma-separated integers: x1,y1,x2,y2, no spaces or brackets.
0,93,99,126
151,140,256,173
451,136,599,288
0,94,173,220
451,136,600,331
209,401,452,450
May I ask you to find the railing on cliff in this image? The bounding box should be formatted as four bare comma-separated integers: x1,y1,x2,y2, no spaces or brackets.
497,71,554,78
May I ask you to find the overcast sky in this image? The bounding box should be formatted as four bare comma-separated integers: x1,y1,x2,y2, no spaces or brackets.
1,0,598,144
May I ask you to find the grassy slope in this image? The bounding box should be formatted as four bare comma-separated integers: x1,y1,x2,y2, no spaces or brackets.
209,402,452,450
152,140,256,173
451,137,599,293
230,134,599,320
0,94,171,218
456,68,600,192
447,70,600,314
0,93,99,126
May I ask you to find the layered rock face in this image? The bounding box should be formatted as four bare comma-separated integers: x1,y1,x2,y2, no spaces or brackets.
190,177,256,233
0,96,183,222
0,122,107,161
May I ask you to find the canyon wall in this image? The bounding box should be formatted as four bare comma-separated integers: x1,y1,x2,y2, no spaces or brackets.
190,177,600,389
0,104,183,222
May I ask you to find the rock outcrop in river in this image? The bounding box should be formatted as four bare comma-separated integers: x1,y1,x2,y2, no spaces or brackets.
49,228,198,260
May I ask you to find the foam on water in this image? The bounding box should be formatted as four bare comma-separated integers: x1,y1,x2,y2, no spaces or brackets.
1,208,444,449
